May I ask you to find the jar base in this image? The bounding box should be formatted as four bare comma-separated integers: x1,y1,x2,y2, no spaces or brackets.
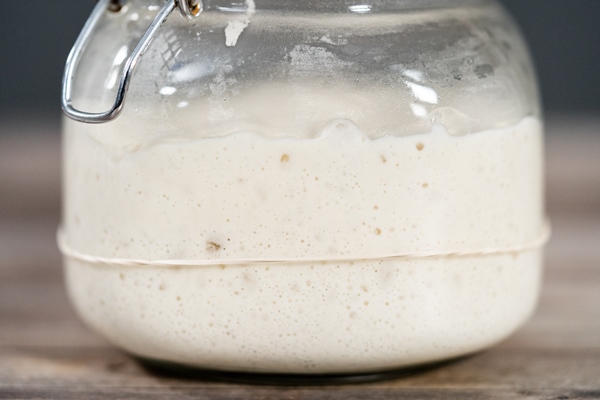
135,355,468,386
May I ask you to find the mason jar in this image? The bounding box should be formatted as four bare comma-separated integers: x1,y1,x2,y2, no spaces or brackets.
60,0,546,378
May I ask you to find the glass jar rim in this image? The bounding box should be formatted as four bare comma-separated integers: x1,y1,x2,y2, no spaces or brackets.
201,0,493,13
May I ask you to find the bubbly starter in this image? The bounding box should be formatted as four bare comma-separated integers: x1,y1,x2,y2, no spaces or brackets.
63,115,544,373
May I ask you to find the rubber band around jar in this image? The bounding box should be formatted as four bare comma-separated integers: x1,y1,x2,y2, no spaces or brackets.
57,220,551,268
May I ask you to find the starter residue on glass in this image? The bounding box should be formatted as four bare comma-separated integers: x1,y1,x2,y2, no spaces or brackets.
224,0,256,47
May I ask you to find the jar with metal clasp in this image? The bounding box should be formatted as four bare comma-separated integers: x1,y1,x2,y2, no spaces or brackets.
60,0,547,380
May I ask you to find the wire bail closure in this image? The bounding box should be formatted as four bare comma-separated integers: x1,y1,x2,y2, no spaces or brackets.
62,0,202,124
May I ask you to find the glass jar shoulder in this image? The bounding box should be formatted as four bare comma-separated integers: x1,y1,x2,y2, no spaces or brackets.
72,0,539,140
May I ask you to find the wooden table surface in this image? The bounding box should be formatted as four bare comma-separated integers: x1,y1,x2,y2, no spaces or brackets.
1,116,599,399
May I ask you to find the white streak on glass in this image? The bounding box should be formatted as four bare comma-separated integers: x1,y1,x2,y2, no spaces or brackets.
405,82,439,104
349,5,372,13
160,86,177,96
410,104,428,117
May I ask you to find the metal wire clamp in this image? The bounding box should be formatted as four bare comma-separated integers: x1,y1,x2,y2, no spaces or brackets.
62,0,202,124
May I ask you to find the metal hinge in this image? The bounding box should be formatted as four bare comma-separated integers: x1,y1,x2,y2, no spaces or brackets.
62,0,203,124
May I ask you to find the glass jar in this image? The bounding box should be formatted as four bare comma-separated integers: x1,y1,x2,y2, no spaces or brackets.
61,0,546,377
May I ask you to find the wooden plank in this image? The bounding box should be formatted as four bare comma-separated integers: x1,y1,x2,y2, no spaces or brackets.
2,387,598,400
0,346,599,396
0,132,61,219
545,116,600,216
1,388,600,400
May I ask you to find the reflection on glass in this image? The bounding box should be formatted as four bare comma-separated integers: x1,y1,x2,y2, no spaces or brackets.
399,69,439,118
349,5,372,14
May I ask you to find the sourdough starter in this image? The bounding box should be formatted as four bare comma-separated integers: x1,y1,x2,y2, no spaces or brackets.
63,115,544,373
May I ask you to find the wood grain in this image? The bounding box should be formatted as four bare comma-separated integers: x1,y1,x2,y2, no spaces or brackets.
1,117,599,399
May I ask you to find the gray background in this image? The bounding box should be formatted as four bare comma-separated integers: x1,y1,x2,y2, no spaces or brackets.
1,1,599,123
